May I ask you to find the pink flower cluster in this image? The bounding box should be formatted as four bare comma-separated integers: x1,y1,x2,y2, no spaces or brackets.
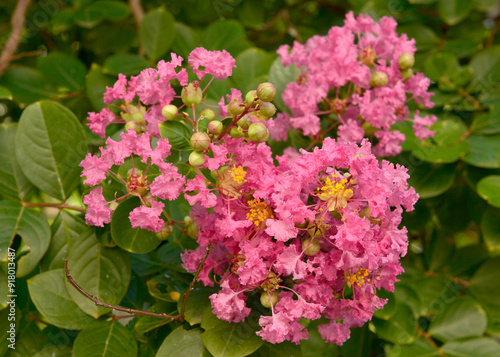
273,12,436,156
182,137,418,344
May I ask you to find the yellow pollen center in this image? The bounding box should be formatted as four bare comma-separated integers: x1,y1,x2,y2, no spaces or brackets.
246,199,274,227
317,174,353,211
229,166,247,185
345,268,370,287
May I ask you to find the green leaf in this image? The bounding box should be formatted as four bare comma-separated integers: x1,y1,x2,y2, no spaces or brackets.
424,52,459,83
386,337,439,357
148,271,191,302
15,101,87,201
477,175,500,207
481,207,500,253
474,0,500,11
140,8,176,61
441,337,500,357
37,52,87,91
172,23,201,60
86,63,117,111
398,24,439,52
468,45,500,92
394,284,423,317
103,54,150,76
0,86,12,100
233,48,274,96
253,341,302,357
66,228,131,318
159,121,193,151
438,0,473,25
268,57,300,112
0,201,50,277
28,269,94,329
373,290,397,320
156,327,205,357
471,111,500,135
203,20,249,56
0,306,20,355
448,245,489,276
370,303,417,344
180,287,218,325
0,124,33,200
0,66,56,104
111,197,162,254
408,162,455,198
40,211,87,271
87,0,131,21
134,301,177,337
300,323,338,357
73,320,138,357
462,134,500,168
405,277,459,316
201,308,265,357
74,5,106,28
428,296,487,341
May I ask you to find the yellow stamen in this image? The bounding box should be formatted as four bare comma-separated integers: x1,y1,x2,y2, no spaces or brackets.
246,199,274,227
228,165,247,185
317,174,353,211
345,268,370,287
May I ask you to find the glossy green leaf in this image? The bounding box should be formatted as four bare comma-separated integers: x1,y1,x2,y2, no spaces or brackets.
0,66,56,104
134,301,177,338
428,296,487,341
201,309,265,357
373,290,398,320
394,284,423,317
0,86,12,100
66,228,131,317
477,175,500,207
0,124,33,200
370,303,417,344
469,45,500,92
398,24,439,51
156,327,205,357
159,121,193,151
471,111,500,135
103,54,150,76
74,6,106,28
441,337,500,357
172,23,201,60
301,324,338,357
253,341,302,357
73,320,138,357
86,63,117,110
405,277,459,316
268,57,300,112
438,0,473,25
424,52,459,83
148,270,191,302
34,346,73,357
15,101,87,201
180,287,218,325
140,8,176,61
386,337,439,357
233,48,274,96
203,20,249,56
87,0,131,21
463,134,500,168
448,244,489,276
28,269,93,329
37,52,86,91
111,197,162,254
0,201,50,277
481,207,500,253
408,162,455,198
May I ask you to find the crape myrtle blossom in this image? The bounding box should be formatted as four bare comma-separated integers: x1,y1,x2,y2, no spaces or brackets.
181,138,418,345
274,11,437,156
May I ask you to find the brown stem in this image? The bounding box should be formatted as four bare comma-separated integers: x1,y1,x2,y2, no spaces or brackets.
0,0,32,77
65,260,181,321
417,329,447,357
129,0,144,57
22,201,86,213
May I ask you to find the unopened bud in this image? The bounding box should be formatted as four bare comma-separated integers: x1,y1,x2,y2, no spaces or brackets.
125,120,142,134
200,108,215,121
230,127,245,138
302,238,321,256
156,224,173,240
260,291,278,308
256,82,276,102
181,82,203,107
398,53,415,70
247,122,269,142
189,151,205,167
228,100,246,116
401,68,413,80
245,90,258,107
184,216,199,238
190,132,210,152
161,104,178,121
259,102,276,118
208,120,223,135
236,114,252,129
142,191,157,207
370,71,389,87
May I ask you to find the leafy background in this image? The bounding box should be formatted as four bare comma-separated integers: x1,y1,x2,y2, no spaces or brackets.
0,0,500,356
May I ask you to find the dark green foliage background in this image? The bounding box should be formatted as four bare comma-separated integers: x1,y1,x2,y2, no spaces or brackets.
0,0,499,356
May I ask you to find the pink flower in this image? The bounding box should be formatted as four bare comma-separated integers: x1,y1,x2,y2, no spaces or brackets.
188,48,236,81
209,281,251,323
87,108,115,138
318,322,351,345
150,164,185,200
83,187,112,226
129,200,165,233
80,152,112,186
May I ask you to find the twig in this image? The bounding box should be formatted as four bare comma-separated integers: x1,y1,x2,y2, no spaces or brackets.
0,0,32,78
417,329,447,357
64,259,181,321
129,0,145,57
22,201,85,213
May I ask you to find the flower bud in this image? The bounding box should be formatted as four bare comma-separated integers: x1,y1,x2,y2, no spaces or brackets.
247,122,269,142
245,90,258,107
302,238,321,256
256,82,276,102
156,224,173,240
228,100,246,116
398,53,415,70
161,104,178,121
190,132,210,152
189,151,205,167
169,291,181,302
236,114,252,129
230,127,245,138
200,108,215,121
370,71,389,87
181,82,203,107
258,102,276,118
208,120,223,135
260,291,278,309
121,102,146,122
184,216,199,238
125,120,143,134
142,191,157,207
401,68,413,80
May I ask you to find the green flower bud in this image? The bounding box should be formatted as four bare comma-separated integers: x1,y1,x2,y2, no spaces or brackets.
228,100,246,116
161,104,178,121
245,90,258,107
401,68,413,80
230,127,245,138
200,108,215,121
208,120,223,135
156,224,173,240
189,151,205,167
184,216,199,238
302,238,321,256
370,71,389,87
260,291,278,309
236,114,252,129
259,102,276,118
181,82,203,107
125,120,143,134
256,82,276,102
247,122,269,142
142,191,157,207
398,53,415,70
190,132,211,152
